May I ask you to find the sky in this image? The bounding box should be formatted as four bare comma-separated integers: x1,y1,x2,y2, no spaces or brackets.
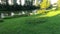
0,0,58,5
50,0,58,5
17,0,20,5
10,0,57,6
8,0,14,5
0,0,1,3
17,0,25,5
8,0,25,5
21,0,25,6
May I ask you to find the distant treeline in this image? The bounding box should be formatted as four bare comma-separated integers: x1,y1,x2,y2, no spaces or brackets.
0,4,40,11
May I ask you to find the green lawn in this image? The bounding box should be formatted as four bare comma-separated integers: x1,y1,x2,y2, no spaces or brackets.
0,15,60,34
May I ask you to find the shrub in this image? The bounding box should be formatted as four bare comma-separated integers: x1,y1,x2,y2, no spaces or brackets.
0,19,4,22
3,14,28,19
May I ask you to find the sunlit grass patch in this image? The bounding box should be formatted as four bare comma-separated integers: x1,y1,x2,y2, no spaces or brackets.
37,10,60,18
45,11,60,17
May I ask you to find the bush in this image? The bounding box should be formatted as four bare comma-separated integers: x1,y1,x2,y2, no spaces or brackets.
3,14,28,19
3,16,13,19
0,19,4,22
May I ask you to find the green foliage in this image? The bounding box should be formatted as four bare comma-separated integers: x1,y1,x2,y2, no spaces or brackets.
0,5,39,11
0,19,4,22
4,15,28,19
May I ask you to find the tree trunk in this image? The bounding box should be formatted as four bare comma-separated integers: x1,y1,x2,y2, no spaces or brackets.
0,13,1,19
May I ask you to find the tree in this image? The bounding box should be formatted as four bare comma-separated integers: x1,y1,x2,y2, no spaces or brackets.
0,12,1,19
37,0,50,14
57,0,60,8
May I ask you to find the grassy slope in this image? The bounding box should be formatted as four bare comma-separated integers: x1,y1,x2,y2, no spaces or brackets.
0,15,60,34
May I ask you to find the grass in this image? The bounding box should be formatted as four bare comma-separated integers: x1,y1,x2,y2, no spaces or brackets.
0,9,60,34
37,10,60,18
0,14,60,34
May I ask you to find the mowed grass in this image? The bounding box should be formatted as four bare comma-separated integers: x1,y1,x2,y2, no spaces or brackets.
0,15,60,34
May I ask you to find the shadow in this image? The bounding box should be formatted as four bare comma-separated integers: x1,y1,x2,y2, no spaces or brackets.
25,17,48,25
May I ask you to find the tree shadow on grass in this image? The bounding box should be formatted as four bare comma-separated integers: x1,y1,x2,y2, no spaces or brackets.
25,17,48,25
